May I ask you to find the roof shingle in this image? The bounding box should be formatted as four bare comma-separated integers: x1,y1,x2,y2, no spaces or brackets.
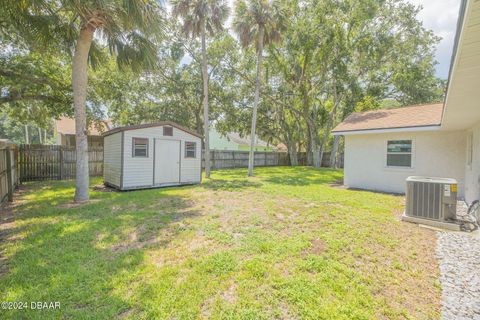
332,103,443,133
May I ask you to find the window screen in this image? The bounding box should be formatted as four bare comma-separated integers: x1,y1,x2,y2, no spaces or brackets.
185,142,196,158
386,140,412,167
132,138,148,157
163,126,173,136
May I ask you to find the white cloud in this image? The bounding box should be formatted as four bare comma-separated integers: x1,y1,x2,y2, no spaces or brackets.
408,0,461,79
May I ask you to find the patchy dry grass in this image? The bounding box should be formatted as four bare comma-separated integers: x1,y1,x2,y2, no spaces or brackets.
0,167,440,319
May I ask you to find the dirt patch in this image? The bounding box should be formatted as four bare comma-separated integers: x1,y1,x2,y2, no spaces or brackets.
304,238,327,256
221,282,237,304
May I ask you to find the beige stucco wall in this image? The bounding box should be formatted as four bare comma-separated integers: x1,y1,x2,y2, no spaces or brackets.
344,130,467,198
464,121,480,203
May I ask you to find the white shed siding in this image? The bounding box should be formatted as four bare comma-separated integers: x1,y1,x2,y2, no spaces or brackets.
344,130,467,197
122,126,201,188
103,132,122,187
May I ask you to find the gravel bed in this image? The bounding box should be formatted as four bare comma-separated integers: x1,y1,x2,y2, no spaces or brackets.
436,231,480,319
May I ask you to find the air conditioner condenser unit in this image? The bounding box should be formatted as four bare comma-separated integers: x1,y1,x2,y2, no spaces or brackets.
402,176,459,230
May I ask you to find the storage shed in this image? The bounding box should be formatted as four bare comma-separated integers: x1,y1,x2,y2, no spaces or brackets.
103,122,202,190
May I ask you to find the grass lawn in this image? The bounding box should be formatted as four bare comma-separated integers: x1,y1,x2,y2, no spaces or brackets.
0,167,440,319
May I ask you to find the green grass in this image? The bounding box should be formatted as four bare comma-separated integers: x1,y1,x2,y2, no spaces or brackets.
0,167,440,319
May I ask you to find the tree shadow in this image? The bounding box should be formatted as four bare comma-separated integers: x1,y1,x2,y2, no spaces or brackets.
201,179,263,191
0,182,203,319
262,167,343,186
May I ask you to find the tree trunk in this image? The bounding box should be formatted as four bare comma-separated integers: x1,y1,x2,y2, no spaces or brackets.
305,127,312,166
248,26,264,177
311,138,321,168
38,127,43,144
305,113,320,168
330,135,340,168
201,20,211,179
72,26,94,202
288,143,298,166
195,107,203,135
24,125,29,144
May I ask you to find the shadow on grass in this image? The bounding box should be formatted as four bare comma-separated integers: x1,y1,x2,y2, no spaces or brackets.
202,179,263,191
0,181,203,319
261,167,343,186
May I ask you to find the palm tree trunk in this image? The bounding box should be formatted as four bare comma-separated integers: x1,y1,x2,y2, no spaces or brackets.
248,26,265,177
201,20,211,179
72,26,94,202
38,127,43,144
24,125,29,144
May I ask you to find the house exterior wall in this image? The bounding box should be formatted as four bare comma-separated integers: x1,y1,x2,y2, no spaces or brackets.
464,121,480,203
122,126,201,189
57,134,103,147
103,132,122,188
344,130,467,197
209,129,239,150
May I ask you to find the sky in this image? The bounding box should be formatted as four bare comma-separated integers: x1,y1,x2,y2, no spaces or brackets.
408,0,461,79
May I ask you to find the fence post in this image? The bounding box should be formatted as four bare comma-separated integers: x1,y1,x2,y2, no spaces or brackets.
6,147,13,202
211,150,215,170
59,146,64,180
232,151,236,168
264,152,267,166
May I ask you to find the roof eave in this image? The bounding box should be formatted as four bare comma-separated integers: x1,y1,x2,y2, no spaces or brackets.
332,124,441,136
103,121,203,138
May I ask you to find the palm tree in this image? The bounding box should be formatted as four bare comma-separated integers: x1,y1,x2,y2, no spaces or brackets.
2,0,162,202
233,0,283,177
171,0,229,179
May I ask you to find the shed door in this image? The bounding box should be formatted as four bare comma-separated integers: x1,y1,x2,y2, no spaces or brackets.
154,139,180,184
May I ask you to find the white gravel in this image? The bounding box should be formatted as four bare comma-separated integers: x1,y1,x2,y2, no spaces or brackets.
436,231,480,319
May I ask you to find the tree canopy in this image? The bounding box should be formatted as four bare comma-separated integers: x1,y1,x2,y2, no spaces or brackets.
1,0,444,169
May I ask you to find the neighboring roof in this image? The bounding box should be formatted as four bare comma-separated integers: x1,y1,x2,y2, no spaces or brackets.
55,117,111,136
226,132,269,147
103,121,202,138
332,103,443,134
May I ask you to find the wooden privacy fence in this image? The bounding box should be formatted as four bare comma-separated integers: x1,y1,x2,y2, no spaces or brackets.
202,150,290,169
18,145,103,182
202,150,343,169
17,145,343,182
0,144,19,207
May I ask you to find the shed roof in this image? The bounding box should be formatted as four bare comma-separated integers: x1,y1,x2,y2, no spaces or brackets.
103,121,203,138
332,103,443,134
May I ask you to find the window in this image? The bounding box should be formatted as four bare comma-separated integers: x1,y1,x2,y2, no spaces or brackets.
163,126,173,136
185,142,196,158
132,138,148,157
386,140,412,167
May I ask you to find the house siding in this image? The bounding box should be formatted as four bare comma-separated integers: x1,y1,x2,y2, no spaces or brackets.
103,132,122,187
464,121,480,203
344,130,467,198
122,126,201,189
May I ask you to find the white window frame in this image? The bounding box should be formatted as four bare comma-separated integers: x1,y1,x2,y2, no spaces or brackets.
185,141,196,158
132,137,149,158
385,139,414,169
